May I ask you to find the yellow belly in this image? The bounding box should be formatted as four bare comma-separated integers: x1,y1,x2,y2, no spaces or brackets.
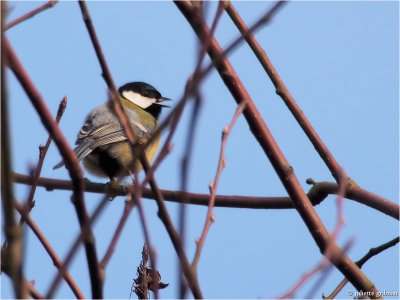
82,133,161,179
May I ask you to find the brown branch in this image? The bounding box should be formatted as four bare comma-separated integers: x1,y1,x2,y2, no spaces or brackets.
1,32,26,298
224,2,346,183
192,102,246,269
14,202,85,299
4,1,58,30
325,237,400,299
3,36,102,299
13,173,399,219
174,2,380,298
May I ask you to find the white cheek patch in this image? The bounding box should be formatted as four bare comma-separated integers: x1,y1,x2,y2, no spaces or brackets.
122,91,156,109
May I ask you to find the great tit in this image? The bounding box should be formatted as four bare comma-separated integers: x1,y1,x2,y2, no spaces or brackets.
53,81,170,180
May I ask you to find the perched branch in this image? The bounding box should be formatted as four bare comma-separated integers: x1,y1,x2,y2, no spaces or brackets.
13,173,399,219
174,2,380,297
4,0,58,30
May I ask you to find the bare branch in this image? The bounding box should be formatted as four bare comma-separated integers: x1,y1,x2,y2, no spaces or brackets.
24,96,67,214
174,2,381,297
3,36,103,299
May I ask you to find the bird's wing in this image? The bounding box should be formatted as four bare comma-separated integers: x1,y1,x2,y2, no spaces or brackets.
75,123,129,160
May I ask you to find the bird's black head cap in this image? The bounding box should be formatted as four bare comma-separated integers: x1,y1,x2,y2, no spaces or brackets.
119,81,168,119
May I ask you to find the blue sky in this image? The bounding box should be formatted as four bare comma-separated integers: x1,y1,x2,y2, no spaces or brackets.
2,1,399,299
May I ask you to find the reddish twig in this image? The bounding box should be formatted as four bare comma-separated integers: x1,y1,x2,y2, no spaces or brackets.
4,1,58,30
192,102,246,269
3,36,103,298
14,202,85,299
325,236,400,299
24,96,67,213
174,2,380,297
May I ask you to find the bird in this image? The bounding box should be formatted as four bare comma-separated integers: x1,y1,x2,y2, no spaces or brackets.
53,81,170,181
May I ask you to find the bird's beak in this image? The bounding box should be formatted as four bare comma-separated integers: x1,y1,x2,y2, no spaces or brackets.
156,97,171,107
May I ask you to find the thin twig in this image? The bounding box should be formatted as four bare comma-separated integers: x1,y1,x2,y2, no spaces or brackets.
4,0,58,30
192,102,246,269
24,96,67,214
14,202,85,299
